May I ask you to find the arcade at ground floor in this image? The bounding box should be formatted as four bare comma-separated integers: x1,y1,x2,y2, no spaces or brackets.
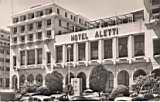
11,62,159,92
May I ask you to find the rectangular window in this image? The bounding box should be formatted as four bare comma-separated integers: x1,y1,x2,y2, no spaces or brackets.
46,30,51,38
91,41,98,60
46,19,51,27
27,50,35,65
118,37,128,57
45,8,52,15
78,43,85,61
67,45,74,62
59,20,62,26
134,34,144,56
37,32,42,40
13,37,17,43
153,39,160,55
21,36,25,43
0,78,2,87
28,23,33,31
13,17,19,23
37,48,42,64
13,27,17,34
13,56,16,66
36,11,43,17
28,13,34,19
56,46,63,63
47,52,51,64
5,59,10,63
20,25,25,33
65,12,68,18
57,8,60,15
20,15,26,21
28,34,33,41
5,78,9,88
20,51,25,65
36,21,42,29
104,39,112,59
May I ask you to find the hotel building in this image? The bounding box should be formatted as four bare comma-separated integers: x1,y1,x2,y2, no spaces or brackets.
0,29,10,91
10,1,160,92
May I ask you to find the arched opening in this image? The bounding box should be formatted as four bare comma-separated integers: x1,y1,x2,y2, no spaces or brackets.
105,71,114,92
117,70,129,86
36,74,43,85
77,72,86,91
152,68,160,78
12,75,18,90
19,75,25,86
27,74,34,84
45,71,63,93
65,72,74,85
133,69,146,81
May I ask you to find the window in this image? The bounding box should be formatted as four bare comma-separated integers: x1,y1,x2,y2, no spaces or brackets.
5,78,9,88
134,35,144,56
28,34,33,41
118,37,128,57
13,56,16,66
46,30,51,38
91,41,98,60
36,11,43,17
13,27,17,34
20,15,26,21
153,39,160,55
58,31,62,35
56,46,63,63
0,78,2,87
59,20,62,26
5,59,10,63
13,37,17,43
20,51,25,65
46,19,51,27
79,18,82,24
67,23,69,28
36,21,42,29
78,43,85,61
70,15,73,20
28,23,33,31
27,50,35,65
6,67,10,71
47,52,51,64
20,36,25,43
37,32,42,40
104,39,112,59
45,8,52,15
65,12,68,17
37,48,42,64
57,8,60,14
67,45,74,62
20,25,25,33
13,17,19,23
28,13,34,19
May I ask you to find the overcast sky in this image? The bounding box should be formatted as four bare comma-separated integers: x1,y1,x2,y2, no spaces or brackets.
0,0,144,30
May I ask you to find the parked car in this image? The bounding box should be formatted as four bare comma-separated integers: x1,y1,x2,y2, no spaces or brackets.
71,96,100,101
57,95,69,101
114,97,132,101
28,95,53,101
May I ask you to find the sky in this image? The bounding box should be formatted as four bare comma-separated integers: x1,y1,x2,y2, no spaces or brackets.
0,0,144,30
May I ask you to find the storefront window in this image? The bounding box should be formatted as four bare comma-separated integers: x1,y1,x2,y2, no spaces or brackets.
67,45,74,62
91,41,98,60
78,43,85,61
104,39,112,59
37,48,42,64
118,37,128,57
27,50,35,65
56,46,63,63
153,39,160,55
20,51,25,65
134,35,144,56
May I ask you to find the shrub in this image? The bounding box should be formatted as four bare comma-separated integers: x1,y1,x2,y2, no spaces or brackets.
109,85,129,100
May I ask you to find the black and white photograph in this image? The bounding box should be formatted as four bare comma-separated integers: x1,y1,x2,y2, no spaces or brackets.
0,0,160,101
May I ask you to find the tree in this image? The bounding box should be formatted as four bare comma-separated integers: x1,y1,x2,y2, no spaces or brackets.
89,65,108,96
45,71,63,94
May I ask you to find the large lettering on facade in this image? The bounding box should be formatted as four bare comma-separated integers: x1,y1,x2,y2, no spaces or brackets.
70,27,119,41
95,28,118,38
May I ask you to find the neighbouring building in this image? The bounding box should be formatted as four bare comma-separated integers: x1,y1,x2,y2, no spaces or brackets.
9,1,160,92
0,29,10,91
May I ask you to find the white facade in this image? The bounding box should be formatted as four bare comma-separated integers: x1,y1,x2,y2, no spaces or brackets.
9,2,160,92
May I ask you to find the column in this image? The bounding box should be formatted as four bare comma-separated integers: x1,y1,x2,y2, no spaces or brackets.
62,45,67,67
86,76,90,89
85,41,90,66
74,43,78,62
42,75,46,87
112,37,118,64
63,78,66,89
113,72,117,88
35,49,37,65
128,35,134,63
98,40,104,63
